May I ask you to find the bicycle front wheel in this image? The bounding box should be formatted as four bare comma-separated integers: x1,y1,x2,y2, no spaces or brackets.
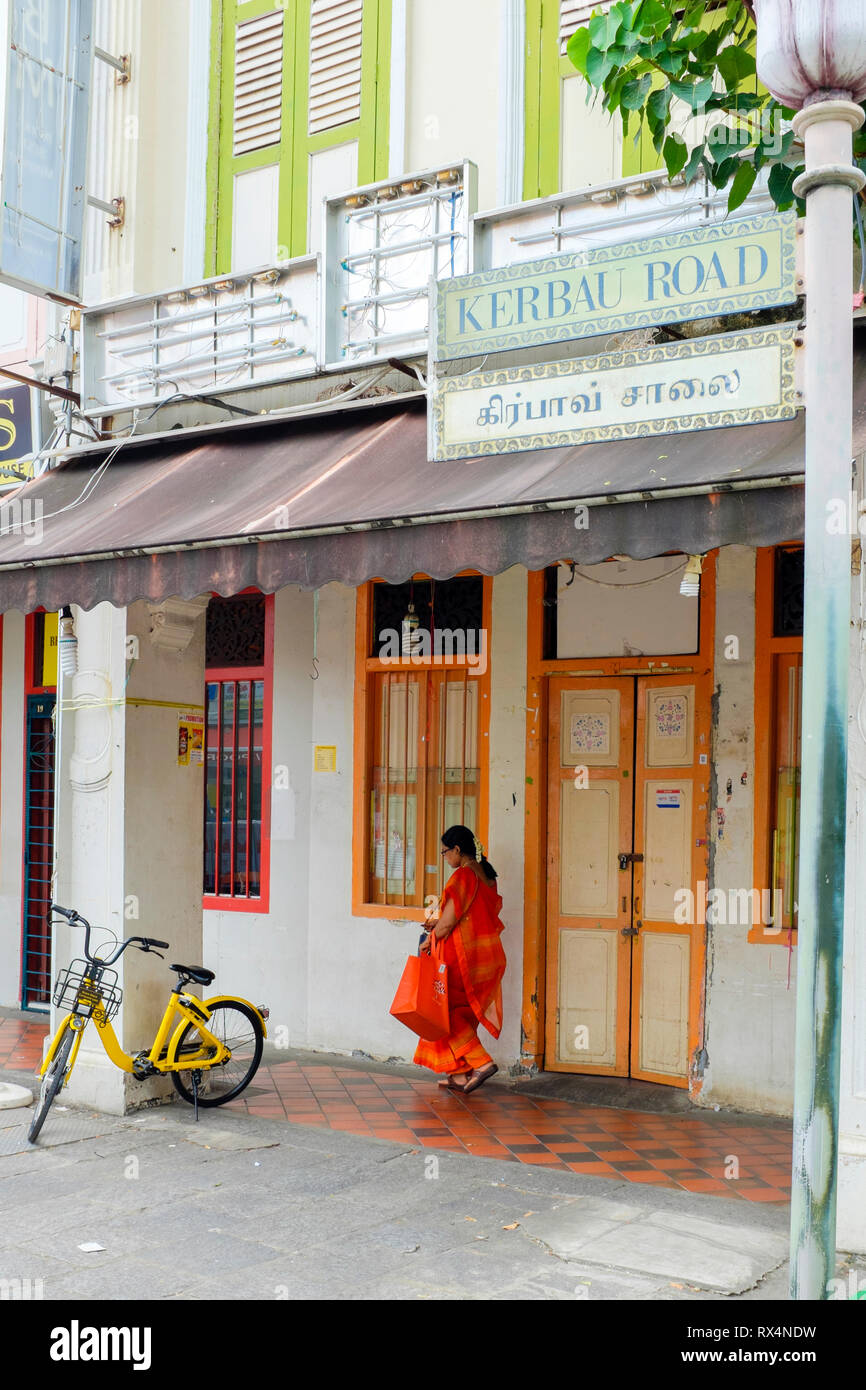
28,1024,76,1143
170,1000,263,1107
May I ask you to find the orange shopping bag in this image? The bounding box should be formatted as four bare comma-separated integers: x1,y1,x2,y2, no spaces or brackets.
389,937,449,1040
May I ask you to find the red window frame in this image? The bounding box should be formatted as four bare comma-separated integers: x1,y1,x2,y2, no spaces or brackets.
202,594,274,913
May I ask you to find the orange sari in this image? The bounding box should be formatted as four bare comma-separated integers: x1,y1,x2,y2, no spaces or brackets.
414,865,506,1075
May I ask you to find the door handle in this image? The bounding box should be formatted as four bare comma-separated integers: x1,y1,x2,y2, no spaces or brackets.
618,852,644,871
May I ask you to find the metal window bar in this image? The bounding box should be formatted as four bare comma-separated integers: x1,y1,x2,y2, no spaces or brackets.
94,292,285,340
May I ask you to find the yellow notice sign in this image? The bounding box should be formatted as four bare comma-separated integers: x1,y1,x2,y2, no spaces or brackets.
177,712,204,766
314,745,337,772
42,611,58,688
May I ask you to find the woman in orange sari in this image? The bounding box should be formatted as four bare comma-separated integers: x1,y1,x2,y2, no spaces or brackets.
414,824,506,1094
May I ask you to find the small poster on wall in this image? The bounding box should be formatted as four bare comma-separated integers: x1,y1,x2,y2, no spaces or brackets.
177,712,204,766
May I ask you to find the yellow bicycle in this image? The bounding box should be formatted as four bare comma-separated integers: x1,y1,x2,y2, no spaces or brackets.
29,903,269,1143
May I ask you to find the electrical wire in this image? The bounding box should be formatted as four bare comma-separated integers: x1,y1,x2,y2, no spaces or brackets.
563,558,690,588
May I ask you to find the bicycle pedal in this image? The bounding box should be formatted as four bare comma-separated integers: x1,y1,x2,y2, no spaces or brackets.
132,1052,156,1079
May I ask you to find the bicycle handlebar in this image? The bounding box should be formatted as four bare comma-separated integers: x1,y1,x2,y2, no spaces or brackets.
50,904,170,966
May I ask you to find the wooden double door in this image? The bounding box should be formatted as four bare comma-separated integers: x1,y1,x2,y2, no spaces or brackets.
545,675,709,1087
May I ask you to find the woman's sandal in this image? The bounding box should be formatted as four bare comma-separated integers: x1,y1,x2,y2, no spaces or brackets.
439,1074,469,1091
462,1063,498,1095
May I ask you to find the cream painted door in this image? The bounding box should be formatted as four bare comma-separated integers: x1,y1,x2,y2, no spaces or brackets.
546,675,708,1086
546,678,634,1075
630,677,706,1087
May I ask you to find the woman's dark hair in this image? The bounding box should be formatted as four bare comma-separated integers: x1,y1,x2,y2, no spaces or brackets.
441,824,497,880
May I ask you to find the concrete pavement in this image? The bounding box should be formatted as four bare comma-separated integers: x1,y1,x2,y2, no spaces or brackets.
1,1089,863,1302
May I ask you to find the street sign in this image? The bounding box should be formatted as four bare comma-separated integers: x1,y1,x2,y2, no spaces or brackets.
429,324,799,461
0,0,94,302
431,212,798,362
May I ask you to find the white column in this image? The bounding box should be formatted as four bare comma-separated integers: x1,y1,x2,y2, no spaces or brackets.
839,452,866,1256
53,602,129,1113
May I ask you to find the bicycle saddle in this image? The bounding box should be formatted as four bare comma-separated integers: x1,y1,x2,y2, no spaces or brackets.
170,963,215,986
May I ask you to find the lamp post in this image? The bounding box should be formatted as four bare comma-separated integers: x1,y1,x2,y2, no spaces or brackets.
754,0,866,1302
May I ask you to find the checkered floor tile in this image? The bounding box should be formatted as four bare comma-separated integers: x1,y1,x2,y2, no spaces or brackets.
1,1014,791,1203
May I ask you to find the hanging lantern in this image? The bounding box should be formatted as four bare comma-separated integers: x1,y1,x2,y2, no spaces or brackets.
754,0,866,109
401,602,421,657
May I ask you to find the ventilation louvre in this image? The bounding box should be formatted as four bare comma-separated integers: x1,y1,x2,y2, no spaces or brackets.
309,0,363,135
233,10,284,157
560,1,611,55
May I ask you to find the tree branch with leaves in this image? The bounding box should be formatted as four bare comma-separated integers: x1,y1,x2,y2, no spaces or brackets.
566,0,866,215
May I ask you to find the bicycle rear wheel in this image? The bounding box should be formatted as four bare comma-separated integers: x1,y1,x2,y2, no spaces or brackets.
28,1024,75,1143
170,1000,263,1107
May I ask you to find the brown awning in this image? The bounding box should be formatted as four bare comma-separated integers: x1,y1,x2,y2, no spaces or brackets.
0,365,847,611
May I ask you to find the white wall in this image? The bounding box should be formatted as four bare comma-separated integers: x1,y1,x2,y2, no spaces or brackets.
405,0,501,212
0,613,25,1006
700,546,796,1115
202,574,528,1071
121,598,206,1091
85,0,192,304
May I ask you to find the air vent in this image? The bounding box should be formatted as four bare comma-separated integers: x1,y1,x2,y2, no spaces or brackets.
233,10,284,157
309,0,363,135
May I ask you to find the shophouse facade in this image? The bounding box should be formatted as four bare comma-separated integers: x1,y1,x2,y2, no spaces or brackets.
0,0,862,1251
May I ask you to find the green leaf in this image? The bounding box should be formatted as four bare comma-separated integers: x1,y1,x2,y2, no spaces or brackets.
635,0,671,35
585,45,615,87
589,9,621,49
646,84,671,124
621,74,652,110
768,162,802,210
566,25,591,77
669,76,714,111
682,141,706,184
663,132,688,179
709,155,741,189
728,160,757,211
717,44,757,91
706,124,748,163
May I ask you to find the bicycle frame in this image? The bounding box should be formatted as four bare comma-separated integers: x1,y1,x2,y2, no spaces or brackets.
39,988,268,1080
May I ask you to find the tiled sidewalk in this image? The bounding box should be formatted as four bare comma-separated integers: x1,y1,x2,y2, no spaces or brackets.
1,1013,792,1204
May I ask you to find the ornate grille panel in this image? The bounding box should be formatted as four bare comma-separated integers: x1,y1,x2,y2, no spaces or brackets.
206,595,266,667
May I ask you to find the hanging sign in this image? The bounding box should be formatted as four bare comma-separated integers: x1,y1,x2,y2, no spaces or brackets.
430,325,798,461
0,0,94,302
431,212,798,362
0,382,33,485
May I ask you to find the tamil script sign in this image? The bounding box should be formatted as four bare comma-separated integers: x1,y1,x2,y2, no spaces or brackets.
431,212,797,362
429,325,798,461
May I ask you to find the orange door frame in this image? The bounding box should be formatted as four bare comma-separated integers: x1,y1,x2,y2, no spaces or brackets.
521,554,717,1093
